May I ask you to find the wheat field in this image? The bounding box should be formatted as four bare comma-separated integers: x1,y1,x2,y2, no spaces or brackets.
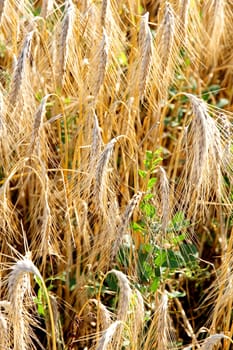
0,1,232,349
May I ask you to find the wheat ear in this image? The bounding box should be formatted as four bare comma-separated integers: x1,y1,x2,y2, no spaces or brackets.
96,321,122,350
179,0,190,42
59,0,75,87
110,269,132,322
95,136,121,213
158,2,175,69
9,30,34,107
8,255,57,350
92,28,109,99
200,333,233,350
111,191,143,260
139,12,153,100
100,0,109,28
91,299,112,330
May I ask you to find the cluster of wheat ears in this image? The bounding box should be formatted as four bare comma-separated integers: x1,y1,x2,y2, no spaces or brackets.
0,0,232,349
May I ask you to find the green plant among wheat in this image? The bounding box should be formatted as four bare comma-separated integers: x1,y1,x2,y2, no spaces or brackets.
0,0,232,349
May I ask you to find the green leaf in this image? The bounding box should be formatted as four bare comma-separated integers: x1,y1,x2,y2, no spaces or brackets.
180,243,198,263
145,150,153,161
172,211,185,225
150,277,160,292
141,202,156,218
172,234,186,245
131,221,145,232
154,250,167,267
143,193,154,201
138,169,147,178
147,177,157,189
142,243,153,253
166,250,184,269
152,157,163,168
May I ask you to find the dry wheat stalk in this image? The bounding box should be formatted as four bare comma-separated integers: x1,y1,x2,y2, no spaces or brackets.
139,12,153,100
